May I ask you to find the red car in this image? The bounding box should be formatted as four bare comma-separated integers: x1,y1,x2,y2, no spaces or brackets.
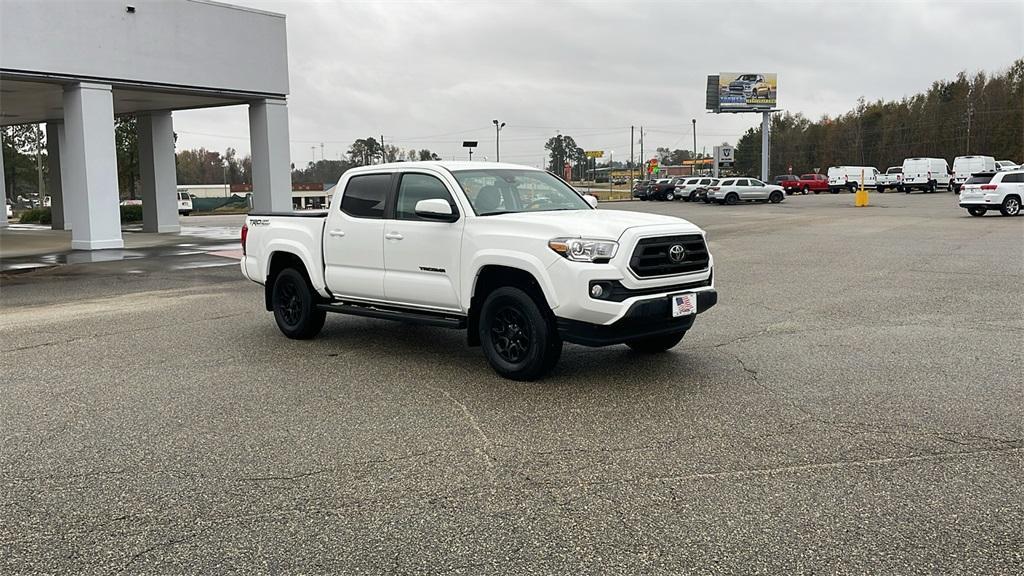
796,173,830,194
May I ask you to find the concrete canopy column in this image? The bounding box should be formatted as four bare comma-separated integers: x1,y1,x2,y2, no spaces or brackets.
248,99,292,212
137,111,180,233
0,130,7,228
63,82,123,250
46,122,69,230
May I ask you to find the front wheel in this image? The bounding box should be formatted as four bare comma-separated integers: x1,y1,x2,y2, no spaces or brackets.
769,191,784,204
1000,196,1021,217
877,186,885,194
967,207,986,217
802,186,809,195
626,332,685,353
479,287,562,381
665,191,675,201
725,193,739,205
272,268,326,339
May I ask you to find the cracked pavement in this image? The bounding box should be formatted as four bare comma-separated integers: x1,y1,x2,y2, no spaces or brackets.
1,193,1022,574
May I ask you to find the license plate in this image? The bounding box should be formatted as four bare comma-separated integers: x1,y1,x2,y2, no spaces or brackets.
671,293,697,317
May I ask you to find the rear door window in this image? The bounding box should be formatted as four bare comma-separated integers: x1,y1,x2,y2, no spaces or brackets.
1000,173,1023,183
341,174,391,219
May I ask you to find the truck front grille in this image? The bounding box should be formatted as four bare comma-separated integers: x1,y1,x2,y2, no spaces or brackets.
629,235,709,278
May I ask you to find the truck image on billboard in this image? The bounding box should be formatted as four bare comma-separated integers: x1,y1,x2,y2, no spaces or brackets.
719,72,777,111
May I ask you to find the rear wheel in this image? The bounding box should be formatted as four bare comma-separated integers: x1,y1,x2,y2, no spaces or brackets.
802,186,810,195
626,332,685,353
847,183,857,193
725,193,739,205
1000,196,1021,217
665,191,675,201
927,181,937,193
479,287,562,381
967,207,987,217
271,268,326,339
769,190,784,203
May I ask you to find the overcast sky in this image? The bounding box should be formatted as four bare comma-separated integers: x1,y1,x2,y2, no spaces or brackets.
172,0,1023,169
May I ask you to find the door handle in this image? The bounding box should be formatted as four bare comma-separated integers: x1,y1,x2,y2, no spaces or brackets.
328,229,345,237
385,232,404,240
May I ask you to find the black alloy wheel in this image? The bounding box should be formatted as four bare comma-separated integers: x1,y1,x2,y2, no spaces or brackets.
490,307,530,363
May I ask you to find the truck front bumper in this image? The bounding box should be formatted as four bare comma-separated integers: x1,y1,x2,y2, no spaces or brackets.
556,289,718,347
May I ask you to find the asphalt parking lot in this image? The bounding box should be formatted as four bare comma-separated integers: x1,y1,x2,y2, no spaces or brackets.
1,193,1022,574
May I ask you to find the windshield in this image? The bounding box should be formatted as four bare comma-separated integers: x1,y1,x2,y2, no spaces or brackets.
452,169,591,216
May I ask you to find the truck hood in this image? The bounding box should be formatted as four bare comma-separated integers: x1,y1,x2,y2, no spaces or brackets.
482,209,703,241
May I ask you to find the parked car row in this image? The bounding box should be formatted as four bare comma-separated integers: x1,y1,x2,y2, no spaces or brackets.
775,155,1020,196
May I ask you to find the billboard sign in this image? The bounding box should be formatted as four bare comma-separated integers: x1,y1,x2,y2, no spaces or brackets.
585,150,604,159
717,72,777,111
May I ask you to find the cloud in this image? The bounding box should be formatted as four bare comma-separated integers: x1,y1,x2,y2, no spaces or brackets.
172,0,1024,168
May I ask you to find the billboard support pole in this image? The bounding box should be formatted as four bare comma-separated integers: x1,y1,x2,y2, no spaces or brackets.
760,111,770,182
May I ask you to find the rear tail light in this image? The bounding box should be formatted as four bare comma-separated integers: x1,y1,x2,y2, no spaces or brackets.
980,184,998,190
241,222,249,255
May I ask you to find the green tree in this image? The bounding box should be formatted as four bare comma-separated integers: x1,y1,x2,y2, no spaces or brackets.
2,124,46,201
115,116,139,199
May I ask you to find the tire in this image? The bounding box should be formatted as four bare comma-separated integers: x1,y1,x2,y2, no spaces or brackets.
847,183,857,193
928,181,936,194
967,207,986,217
665,191,675,201
802,186,809,195
877,186,885,194
271,268,326,340
999,196,1021,217
814,190,821,195
769,191,784,203
689,191,697,202
725,193,739,205
830,188,840,194
905,187,911,194
626,332,685,353
479,286,562,381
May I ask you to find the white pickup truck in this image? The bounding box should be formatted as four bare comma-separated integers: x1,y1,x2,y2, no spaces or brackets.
240,161,717,380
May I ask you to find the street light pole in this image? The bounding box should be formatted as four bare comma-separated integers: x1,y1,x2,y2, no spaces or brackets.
492,119,505,162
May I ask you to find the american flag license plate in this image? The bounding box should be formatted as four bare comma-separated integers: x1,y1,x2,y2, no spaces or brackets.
671,293,697,317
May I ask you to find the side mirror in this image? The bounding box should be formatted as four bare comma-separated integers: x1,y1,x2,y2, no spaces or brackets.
414,198,458,222
583,194,598,208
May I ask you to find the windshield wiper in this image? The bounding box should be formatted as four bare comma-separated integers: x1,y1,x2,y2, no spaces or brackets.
480,210,516,216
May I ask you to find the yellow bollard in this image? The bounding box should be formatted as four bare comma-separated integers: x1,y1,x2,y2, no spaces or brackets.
855,168,869,207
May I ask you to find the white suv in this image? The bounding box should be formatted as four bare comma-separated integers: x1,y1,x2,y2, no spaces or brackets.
709,178,786,205
959,170,1023,217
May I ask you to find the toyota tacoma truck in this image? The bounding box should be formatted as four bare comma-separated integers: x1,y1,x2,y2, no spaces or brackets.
240,162,717,380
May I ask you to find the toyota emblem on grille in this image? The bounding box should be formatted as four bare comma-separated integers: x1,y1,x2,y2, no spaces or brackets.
668,244,685,263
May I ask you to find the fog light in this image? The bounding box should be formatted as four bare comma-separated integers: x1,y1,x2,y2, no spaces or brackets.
590,284,604,298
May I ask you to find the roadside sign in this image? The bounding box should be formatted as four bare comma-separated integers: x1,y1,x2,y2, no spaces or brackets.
585,150,604,159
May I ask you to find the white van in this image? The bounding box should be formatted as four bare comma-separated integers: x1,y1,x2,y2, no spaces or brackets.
951,156,996,193
827,166,880,193
901,157,950,193
177,191,193,215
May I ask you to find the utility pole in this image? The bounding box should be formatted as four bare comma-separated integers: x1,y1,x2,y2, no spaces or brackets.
691,118,697,174
630,125,634,185
310,145,316,165
639,126,644,179
320,142,324,162
380,134,385,163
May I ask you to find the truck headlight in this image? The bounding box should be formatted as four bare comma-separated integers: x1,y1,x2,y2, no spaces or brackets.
549,237,618,263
